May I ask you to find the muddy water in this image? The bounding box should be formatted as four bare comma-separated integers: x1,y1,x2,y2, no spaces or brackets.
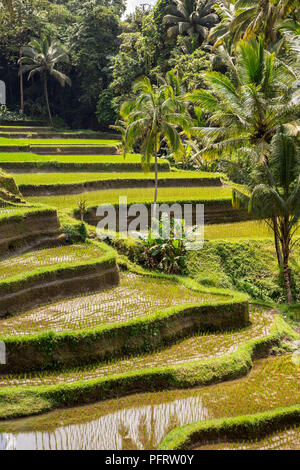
0,355,299,450
0,396,209,450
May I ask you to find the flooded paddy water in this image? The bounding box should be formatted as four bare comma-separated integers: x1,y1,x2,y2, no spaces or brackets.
0,355,299,450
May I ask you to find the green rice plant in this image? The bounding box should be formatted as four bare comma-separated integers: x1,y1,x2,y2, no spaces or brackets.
0,305,275,388
0,272,227,336
27,186,232,210
0,153,143,163
0,243,105,281
194,425,300,450
0,137,119,146
0,323,297,420
159,403,300,450
13,171,223,186
0,363,299,449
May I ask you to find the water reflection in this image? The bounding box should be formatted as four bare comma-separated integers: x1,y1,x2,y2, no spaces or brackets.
0,396,209,450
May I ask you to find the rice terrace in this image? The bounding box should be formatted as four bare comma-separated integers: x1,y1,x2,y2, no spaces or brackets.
0,0,299,456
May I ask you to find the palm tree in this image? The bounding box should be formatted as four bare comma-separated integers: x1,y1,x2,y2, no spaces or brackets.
229,0,299,46
233,128,300,303
188,36,300,163
121,74,191,209
163,0,218,48
208,0,236,50
1,0,13,12
188,35,300,268
19,36,71,126
277,19,300,57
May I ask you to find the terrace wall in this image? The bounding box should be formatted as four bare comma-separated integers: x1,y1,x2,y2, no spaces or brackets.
0,258,120,318
1,297,248,373
0,209,62,258
20,177,223,197
77,199,255,229
0,162,171,173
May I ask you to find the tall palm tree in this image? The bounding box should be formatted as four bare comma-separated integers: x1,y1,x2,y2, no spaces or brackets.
1,0,13,12
188,36,300,163
163,0,218,47
188,35,300,268
233,128,300,303
229,0,299,46
277,18,300,57
208,0,236,50
19,36,71,126
121,75,191,209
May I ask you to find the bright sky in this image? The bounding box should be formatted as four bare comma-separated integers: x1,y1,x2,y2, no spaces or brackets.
125,0,157,15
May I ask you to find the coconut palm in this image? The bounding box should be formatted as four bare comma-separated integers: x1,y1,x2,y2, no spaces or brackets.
188,35,300,270
233,128,300,303
19,36,71,126
1,0,13,12
188,35,300,163
163,0,218,47
208,0,236,50
229,0,299,45
277,18,300,57
121,75,192,208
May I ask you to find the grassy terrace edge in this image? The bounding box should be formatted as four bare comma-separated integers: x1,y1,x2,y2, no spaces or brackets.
159,405,300,450
0,315,296,420
0,255,120,317
0,240,115,294
0,205,57,222
0,160,171,173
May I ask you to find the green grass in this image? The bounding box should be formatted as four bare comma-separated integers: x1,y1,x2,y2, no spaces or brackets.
0,138,118,147
0,152,142,163
204,220,274,240
0,204,55,222
0,266,249,374
187,239,300,302
0,305,272,388
0,316,296,420
193,425,300,450
14,171,222,186
159,404,300,450
0,243,106,281
27,186,232,210
0,272,227,337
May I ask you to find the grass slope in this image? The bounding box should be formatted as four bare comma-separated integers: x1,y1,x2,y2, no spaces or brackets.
187,239,300,302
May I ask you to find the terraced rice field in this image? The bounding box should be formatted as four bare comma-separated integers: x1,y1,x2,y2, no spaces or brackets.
0,124,298,450
0,272,226,336
204,220,274,239
0,355,298,450
0,244,104,280
27,186,232,210
0,138,118,147
0,153,144,163
14,171,222,185
0,205,48,219
194,426,300,450
0,305,272,388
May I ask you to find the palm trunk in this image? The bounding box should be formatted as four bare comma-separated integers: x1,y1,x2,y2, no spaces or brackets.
281,220,294,304
19,51,24,114
44,74,53,127
273,218,283,267
153,150,158,217
283,253,294,304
